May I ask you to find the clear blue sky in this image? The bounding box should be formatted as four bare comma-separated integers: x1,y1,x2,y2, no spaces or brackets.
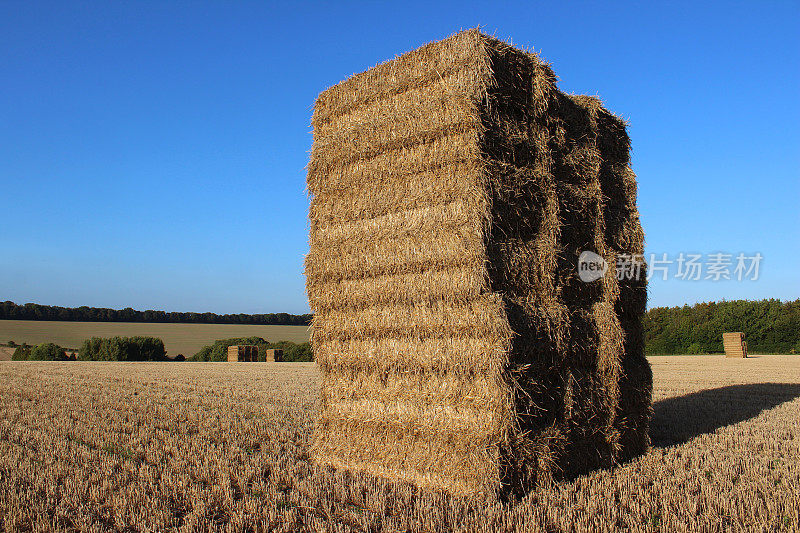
1,1,798,315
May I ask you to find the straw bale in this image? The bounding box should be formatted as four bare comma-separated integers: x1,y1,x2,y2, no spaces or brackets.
265,348,283,362
227,345,258,362
227,345,239,363
306,29,650,497
723,332,747,358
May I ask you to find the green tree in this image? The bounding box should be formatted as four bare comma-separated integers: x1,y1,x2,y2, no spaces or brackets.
645,299,800,355
29,343,68,361
78,336,166,361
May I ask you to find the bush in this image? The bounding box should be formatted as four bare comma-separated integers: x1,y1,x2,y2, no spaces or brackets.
79,337,105,361
173,354,186,362
12,345,30,360
7,340,16,347
29,343,68,361
79,336,167,361
192,345,213,362
12,343,70,361
686,343,706,355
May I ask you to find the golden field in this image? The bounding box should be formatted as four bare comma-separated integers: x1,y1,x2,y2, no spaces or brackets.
0,355,798,532
0,320,310,357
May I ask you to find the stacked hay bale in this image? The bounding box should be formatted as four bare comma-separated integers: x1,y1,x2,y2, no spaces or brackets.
305,29,651,497
227,345,239,362
265,348,284,362
227,345,258,362
723,332,748,358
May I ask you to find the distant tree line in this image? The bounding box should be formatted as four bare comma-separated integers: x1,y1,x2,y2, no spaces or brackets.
0,301,312,326
189,337,313,362
644,299,800,355
7,299,796,357
79,336,167,361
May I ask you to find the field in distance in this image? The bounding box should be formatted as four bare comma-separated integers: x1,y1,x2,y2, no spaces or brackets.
0,355,798,531
0,320,310,356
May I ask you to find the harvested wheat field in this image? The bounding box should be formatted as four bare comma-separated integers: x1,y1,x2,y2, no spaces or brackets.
0,355,798,532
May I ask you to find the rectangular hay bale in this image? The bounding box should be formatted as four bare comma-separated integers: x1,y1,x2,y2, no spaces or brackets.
305,29,652,497
265,348,283,362
227,345,239,362
723,332,747,358
227,345,258,362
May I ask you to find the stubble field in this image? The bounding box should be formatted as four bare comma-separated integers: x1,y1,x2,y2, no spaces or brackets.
0,355,798,532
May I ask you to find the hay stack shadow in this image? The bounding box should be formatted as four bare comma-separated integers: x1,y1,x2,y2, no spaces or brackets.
650,383,800,448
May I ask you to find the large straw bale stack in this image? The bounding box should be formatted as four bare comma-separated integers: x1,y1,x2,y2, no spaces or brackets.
227,345,239,362
227,345,258,362
723,332,748,358
305,29,651,497
265,348,284,362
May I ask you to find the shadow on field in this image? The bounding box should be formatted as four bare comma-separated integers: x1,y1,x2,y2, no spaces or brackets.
650,383,800,448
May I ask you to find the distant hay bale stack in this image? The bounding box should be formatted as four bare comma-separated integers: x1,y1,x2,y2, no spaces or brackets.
305,29,651,497
265,348,283,362
723,332,748,358
227,345,258,362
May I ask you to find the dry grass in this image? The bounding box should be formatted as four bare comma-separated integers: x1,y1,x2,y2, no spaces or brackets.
0,320,310,356
0,355,798,532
